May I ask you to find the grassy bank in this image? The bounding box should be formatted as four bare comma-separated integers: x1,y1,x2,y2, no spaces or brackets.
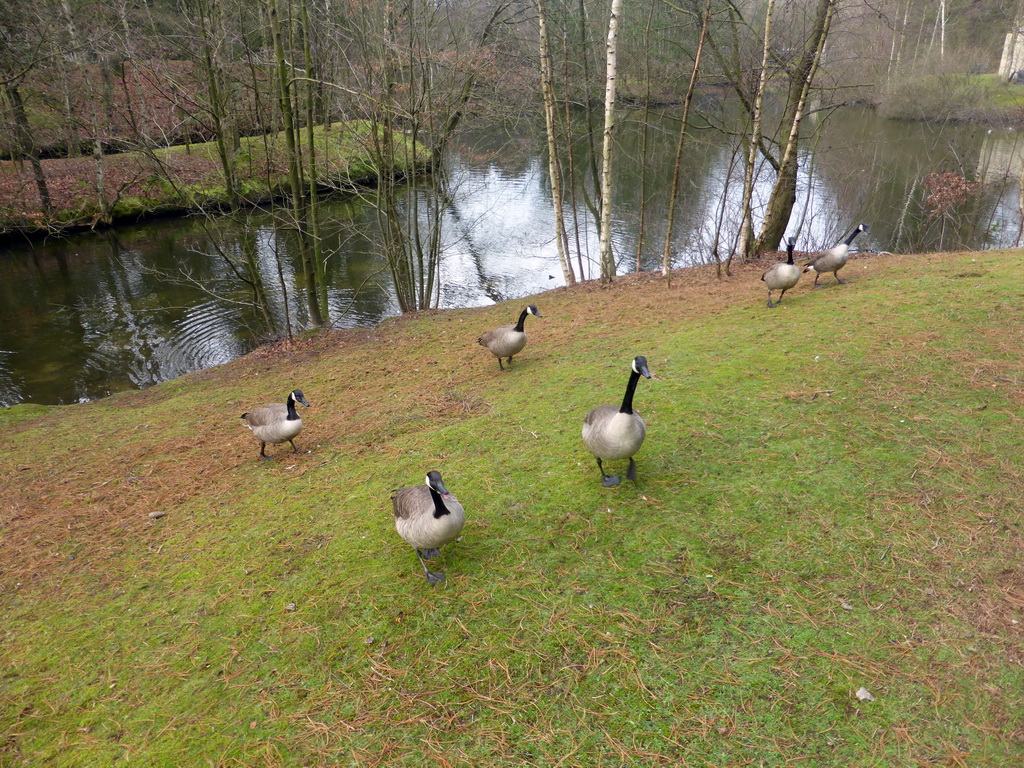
1,251,1022,766
879,72,1024,123
0,121,422,237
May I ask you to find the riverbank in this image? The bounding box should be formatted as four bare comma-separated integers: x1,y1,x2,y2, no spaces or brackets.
0,120,423,239
877,72,1024,124
2,250,1022,765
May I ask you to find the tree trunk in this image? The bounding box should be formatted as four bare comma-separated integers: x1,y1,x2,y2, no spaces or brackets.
268,0,324,327
536,0,576,287
58,0,82,157
662,0,710,283
197,0,239,210
736,0,775,261
635,0,656,273
598,0,623,284
753,0,836,256
577,0,603,236
5,84,53,215
300,0,329,319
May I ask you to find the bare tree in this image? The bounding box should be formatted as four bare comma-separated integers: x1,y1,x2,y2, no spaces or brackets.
268,0,325,326
662,0,711,284
0,2,54,215
537,0,577,286
598,0,623,283
753,0,836,255
735,0,774,260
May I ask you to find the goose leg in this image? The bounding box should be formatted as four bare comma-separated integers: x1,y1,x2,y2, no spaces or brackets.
289,439,300,453
834,271,846,285
777,288,787,305
416,549,445,585
767,290,776,308
812,273,822,288
626,457,638,482
498,358,505,371
506,356,514,367
260,442,271,460
596,458,620,487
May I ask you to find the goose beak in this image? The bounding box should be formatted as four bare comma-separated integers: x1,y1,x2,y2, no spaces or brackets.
639,363,651,379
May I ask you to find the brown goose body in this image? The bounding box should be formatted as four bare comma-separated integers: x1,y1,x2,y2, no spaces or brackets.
803,224,867,286
392,471,466,585
478,305,541,370
240,389,310,459
581,356,652,487
761,238,801,307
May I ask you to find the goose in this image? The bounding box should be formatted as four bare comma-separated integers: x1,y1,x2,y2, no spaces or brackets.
762,237,801,308
582,356,652,487
478,304,542,370
392,470,466,585
240,389,310,459
803,223,868,287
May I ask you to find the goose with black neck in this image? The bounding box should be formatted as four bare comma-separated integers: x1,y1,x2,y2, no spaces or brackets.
392,470,466,585
762,237,801,307
582,356,653,487
478,304,542,370
240,389,311,460
803,223,868,287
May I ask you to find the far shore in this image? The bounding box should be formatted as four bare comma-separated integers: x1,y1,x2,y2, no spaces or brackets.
0,121,426,241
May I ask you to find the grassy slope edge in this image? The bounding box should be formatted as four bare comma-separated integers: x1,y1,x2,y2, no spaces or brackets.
1,250,1022,766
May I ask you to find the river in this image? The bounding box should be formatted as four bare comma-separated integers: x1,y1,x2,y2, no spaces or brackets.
1,106,1021,406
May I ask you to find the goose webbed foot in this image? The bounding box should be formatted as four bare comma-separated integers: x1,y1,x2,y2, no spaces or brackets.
767,298,776,308
259,444,272,460
289,440,301,453
835,276,847,285
626,458,638,482
416,550,446,585
420,548,441,560
596,458,620,487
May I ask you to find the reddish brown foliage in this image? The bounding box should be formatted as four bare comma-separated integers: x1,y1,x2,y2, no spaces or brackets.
0,152,225,232
2,59,268,158
924,171,980,220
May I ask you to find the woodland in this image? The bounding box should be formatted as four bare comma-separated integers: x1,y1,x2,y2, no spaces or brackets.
1,0,1022,320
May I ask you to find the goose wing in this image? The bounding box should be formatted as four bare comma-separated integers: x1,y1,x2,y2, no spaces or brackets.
584,405,618,427
241,403,287,428
391,485,429,520
478,323,514,347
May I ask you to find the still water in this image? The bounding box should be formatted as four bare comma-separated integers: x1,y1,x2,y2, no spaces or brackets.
1,106,1021,405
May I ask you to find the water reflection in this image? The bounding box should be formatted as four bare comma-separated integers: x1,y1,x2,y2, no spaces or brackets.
1,107,1022,406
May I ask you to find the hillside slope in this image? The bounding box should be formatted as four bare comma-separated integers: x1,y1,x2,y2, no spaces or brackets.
1,251,1022,766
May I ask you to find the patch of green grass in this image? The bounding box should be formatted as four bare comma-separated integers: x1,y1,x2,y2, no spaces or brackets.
1,252,1023,765
971,73,1024,111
